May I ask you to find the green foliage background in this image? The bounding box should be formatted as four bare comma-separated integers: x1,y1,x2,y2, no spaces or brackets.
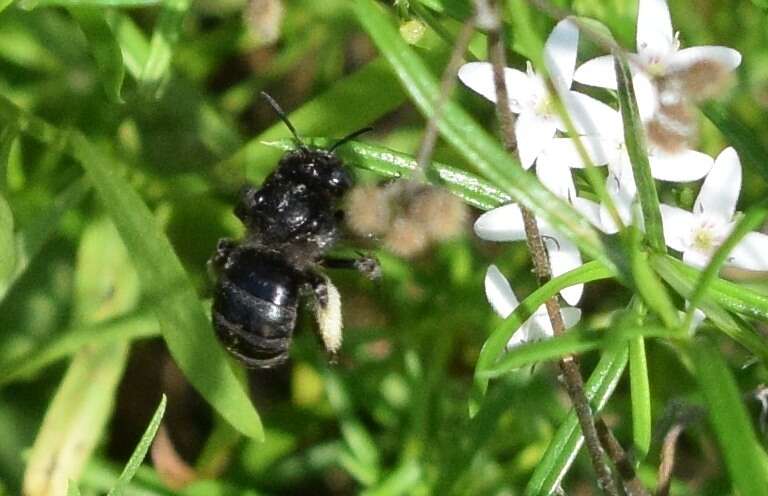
2,0,768,494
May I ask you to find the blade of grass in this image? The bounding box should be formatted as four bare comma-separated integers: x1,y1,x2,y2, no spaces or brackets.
69,6,125,103
689,339,768,493
629,336,651,460
106,395,166,495
69,131,263,440
0,178,90,303
264,138,511,210
0,312,158,387
139,0,188,97
683,205,768,329
614,53,665,253
480,324,667,378
361,461,421,496
471,260,615,412
654,254,768,363
0,192,14,283
353,0,613,271
0,123,18,192
22,342,130,496
23,0,159,6
525,344,629,495
628,228,680,328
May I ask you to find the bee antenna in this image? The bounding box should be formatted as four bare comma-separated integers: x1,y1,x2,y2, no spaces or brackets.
260,92,304,146
330,126,374,152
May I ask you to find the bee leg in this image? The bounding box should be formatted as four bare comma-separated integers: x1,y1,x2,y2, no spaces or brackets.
322,254,381,280
304,271,343,358
207,238,237,280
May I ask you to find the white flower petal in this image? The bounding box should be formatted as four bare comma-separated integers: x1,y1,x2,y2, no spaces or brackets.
660,204,695,252
669,46,742,74
527,307,581,343
485,264,519,318
506,325,532,349
600,167,636,232
636,0,675,62
561,91,620,136
474,203,526,241
728,232,768,271
516,112,557,169
544,19,579,92
633,73,659,121
695,147,741,221
572,197,608,232
537,158,575,200
683,249,709,268
546,235,583,305
458,62,533,113
574,55,618,89
650,149,714,182
538,136,613,170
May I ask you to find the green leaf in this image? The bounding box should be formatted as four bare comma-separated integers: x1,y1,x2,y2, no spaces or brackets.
361,462,422,496
139,0,188,97
0,193,14,284
0,312,158,387
22,0,159,7
69,6,125,103
628,336,651,460
69,132,263,440
689,339,768,493
264,138,511,211
0,178,90,303
480,324,668,379
654,254,768,363
22,342,130,496
628,231,680,328
107,395,167,496
684,205,768,329
654,255,768,322
614,53,665,252
525,345,629,495
471,261,615,412
353,0,613,271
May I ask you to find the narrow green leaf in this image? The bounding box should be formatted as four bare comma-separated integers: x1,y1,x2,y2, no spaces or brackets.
654,254,768,322
139,0,188,97
22,342,130,496
525,345,629,495
23,0,159,7
0,0,13,13
107,395,167,496
481,325,667,378
353,0,613,271
614,53,665,252
69,132,263,440
629,232,680,328
0,312,158,387
0,124,19,192
0,178,90,303
471,261,615,412
628,337,651,460
106,10,149,78
684,205,768,329
0,193,14,283
264,138,511,211
69,6,125,103
654,255,768,363
361,461,422,496
689,339,768,493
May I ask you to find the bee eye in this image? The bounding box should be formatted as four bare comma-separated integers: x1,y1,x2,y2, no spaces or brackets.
328,169,352,193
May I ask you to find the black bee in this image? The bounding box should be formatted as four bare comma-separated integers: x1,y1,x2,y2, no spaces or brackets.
209,93,379,369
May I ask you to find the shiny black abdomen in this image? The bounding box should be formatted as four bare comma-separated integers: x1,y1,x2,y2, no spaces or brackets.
212,249,301,368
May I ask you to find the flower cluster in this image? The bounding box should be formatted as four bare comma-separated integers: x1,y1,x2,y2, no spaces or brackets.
460,0,768,350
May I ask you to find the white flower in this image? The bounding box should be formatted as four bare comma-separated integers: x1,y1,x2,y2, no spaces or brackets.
574,0,741,120
458,18,615,193
485,265,581,350
475,203,585,305
660,147,768,270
